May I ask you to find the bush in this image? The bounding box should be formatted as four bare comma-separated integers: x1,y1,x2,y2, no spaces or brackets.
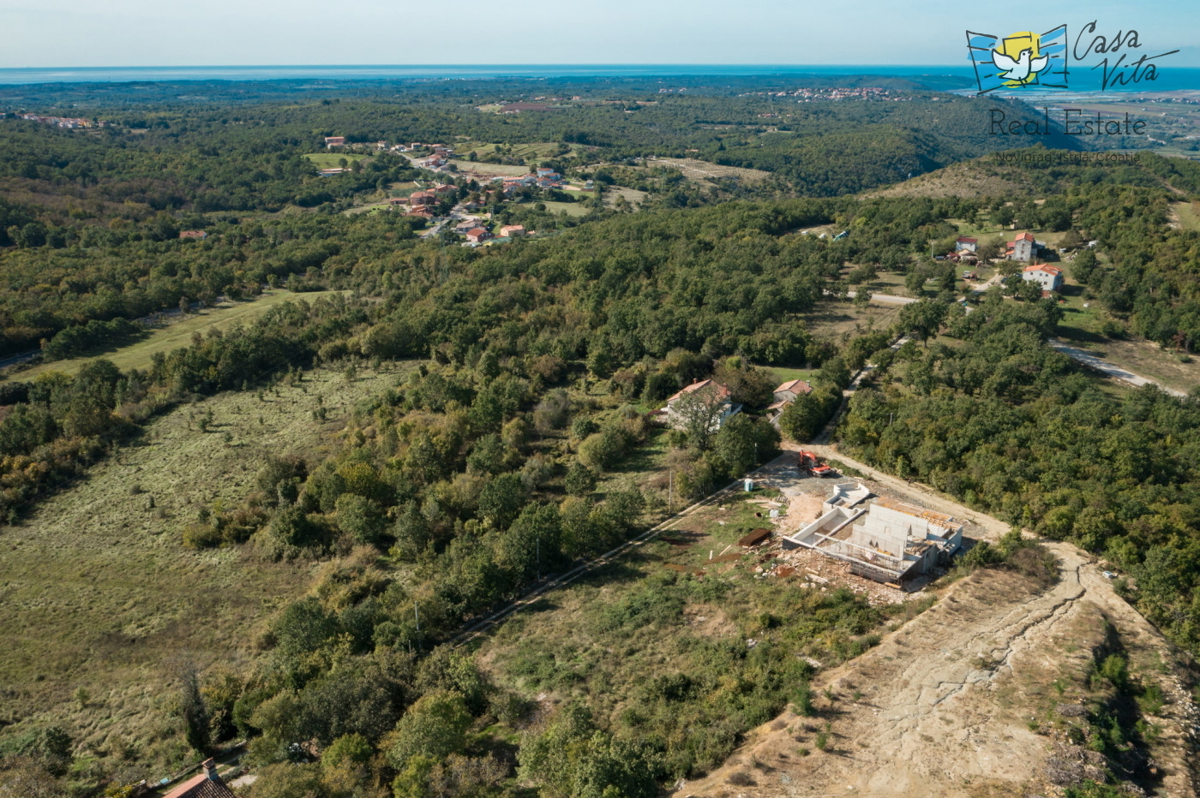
564,461,598,496
183,523,223,549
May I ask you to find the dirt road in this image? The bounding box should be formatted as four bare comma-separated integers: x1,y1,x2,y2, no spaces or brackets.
798,442,1010,541
673,540,1198,797
1050,339,1188,398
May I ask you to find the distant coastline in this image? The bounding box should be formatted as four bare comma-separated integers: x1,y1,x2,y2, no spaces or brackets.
0,63,1194,90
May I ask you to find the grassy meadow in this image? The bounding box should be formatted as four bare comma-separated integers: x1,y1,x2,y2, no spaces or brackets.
13,290,347,381
0,365,408,776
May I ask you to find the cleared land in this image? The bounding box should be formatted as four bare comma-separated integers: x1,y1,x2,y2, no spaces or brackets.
670,447,1197,798
1172,200,1200,232
673,541,1197,798
649,157,773,184
804,301,904,342
303,152,371,169
13,290,347,380
0,365,408,774
539,200,593,217
865,160,1036,199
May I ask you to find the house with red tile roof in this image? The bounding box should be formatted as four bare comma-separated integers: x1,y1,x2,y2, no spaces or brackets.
1006,231,1039,262
773,379,812,403
465,228,491,243
665,379,741,432
499,225,526,238
765,378,813,425
955,237,977,253
324,136,345,148
1022,264,1063,292
179,230,207,240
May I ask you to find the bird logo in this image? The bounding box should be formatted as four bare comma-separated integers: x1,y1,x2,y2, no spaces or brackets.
992,46,1049,84
967,25,1069,94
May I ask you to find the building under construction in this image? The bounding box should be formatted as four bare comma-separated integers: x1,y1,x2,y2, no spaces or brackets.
782,483,965,587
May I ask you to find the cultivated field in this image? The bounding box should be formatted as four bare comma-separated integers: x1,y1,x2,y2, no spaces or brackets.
0,365,408,774
13,290,347,380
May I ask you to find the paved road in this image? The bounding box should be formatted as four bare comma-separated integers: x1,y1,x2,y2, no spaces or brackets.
1049,340,1188,398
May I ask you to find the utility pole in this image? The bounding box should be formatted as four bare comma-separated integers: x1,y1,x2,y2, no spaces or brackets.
668,471,674,512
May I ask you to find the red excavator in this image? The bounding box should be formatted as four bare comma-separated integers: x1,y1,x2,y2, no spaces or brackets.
798,450,836,477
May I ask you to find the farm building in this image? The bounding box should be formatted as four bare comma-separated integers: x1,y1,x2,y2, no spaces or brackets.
783,486,964,586
324,136,345,148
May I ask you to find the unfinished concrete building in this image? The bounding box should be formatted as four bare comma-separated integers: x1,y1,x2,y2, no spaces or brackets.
783,484,964,587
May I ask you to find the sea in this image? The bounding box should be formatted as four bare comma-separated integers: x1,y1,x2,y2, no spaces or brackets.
0,64,1197,92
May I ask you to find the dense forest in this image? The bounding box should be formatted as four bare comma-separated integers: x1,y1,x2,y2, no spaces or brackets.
2,74,1200,798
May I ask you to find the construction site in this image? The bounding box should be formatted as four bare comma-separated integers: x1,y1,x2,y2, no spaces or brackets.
724,449,974,599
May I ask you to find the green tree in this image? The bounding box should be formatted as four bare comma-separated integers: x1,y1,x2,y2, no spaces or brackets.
386,691,472,770
180,666,211,755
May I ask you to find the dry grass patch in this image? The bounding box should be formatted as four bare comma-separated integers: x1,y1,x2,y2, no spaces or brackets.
0,364,408,769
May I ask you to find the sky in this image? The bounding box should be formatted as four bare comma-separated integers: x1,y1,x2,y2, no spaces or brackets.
1,0,1198,68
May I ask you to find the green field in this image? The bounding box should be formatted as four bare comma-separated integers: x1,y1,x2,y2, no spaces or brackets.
540,200,594,217
0,365,409,776
16,290,348,380
304,152,371,169
1173,201,1200,232
763,366,819,386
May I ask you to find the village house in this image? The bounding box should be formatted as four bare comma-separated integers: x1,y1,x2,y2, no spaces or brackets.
665,379,741,432
1006,231,1041,262
324,136,345,148
536,167,559,179
773,378,812,404
405,209,434,221
162,759,238,798
1022,263,1063,292
499,224,526,238
765,378,812,425
465,227,491,244
407,190,435,206
955,237,977,253
179,230,207,240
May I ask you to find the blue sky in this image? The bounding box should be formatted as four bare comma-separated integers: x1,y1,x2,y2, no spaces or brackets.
1,0,1197,68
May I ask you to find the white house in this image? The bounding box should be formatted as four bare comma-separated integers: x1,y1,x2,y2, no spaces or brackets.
1022,264,1063,292
955,237,977,253
665,380,741,432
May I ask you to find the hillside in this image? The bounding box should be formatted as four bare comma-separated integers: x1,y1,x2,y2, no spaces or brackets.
863,158,1041,199
674,539,1199,798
